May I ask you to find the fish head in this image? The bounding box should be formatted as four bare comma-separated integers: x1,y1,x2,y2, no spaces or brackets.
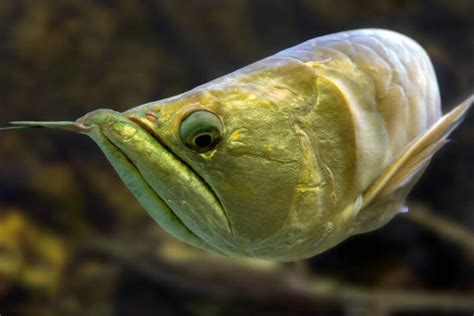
5,58,330,260
122,59,321,257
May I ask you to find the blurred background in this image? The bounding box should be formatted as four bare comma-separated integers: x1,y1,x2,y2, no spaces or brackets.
0,1,473,315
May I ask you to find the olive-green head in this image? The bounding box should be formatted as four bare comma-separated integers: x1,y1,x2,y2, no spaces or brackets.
123,61,318,258
3,53,363,261
4,59,329,260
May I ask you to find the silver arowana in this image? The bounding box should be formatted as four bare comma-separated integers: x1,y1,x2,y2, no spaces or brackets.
4,29,473,261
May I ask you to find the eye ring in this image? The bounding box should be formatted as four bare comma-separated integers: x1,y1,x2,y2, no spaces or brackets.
179,111,223,152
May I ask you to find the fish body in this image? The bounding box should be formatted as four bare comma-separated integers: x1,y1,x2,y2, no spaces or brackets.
5,29,473,261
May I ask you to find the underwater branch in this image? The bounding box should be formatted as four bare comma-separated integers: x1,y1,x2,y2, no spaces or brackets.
406,203,474,258
84,236,474,314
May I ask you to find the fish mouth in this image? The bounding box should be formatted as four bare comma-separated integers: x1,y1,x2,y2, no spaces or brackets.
126,114,235,236
79,109,234,255
128,115,234,231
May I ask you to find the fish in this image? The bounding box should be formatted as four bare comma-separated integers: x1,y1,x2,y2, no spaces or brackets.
2,29,472,261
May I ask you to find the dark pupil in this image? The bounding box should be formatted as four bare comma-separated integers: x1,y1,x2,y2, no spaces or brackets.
194,134,213,148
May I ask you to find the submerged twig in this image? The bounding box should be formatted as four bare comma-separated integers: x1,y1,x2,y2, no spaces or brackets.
84,239,474,314
406,203,474,257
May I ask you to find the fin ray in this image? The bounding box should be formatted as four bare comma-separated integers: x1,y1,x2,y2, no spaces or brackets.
362,95,473,206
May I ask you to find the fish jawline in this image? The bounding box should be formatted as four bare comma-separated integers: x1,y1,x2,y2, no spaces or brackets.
87,125,228,255
127,115,234,237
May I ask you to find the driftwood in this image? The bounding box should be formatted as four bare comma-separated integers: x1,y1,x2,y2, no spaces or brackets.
83,202,474,315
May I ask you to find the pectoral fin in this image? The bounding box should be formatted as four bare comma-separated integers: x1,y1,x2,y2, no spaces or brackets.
362,95,473,207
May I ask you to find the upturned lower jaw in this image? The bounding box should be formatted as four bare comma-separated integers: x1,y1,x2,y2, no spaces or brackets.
80,109,236,255
5,109,235,256
86,124,227,256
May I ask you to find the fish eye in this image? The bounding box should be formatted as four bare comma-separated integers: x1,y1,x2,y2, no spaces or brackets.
179,111,223,152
